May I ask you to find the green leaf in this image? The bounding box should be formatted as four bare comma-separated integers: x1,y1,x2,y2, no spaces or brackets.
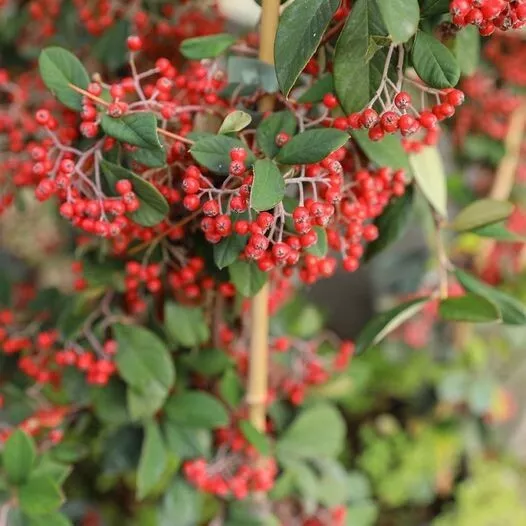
183,348,231,377
91,379,129,425
316,459,353,507
256,111,297,158
18,476,64,516
165,302,210,347
455,269,526,325
470,222,526,242
420,0,450,17
214,234,247,269
251,159,285,211
128,386,167,421
165,391,229,429
114,324,175,416
352,129,410,171
163,423,212,459
451,199,514,232
411,31,460,89
277,404,345,460
239,420,271,455
93,19,129,71
365,186,414,260
32,454,71,486
160,478,201,526
190,135,255,175
306,226,328,257
38,47,89,110
101,112,163,150
229,260,268,297
180,33,237,60
355,297,429,354
410,146,447,217
346,501,379,526
129,145,167,168
298,73,335,104
464,134,505,166
276,129,348,165
274,0,341,97
377,0,420,44
219,369,244,408
3,430,36,485
218,110,252,135
100,158,169,226
227,56,279,93
439,294,501,323
333,0,390,113
137,420,168,500
26,512,72,526
453,25,480,77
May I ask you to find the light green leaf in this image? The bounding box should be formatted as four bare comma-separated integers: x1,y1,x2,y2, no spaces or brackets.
256,111,297,158
219,369,244,408
101,112,163,150
128,386,167,421
352,129,410,171
239,420,271,456
451,199,514,232
218,110,252,135
453,25,480,76
18,476,64,516
274,0,341,96
160,478,201,526
163,423,212,459
165,302,210,347
276,129,348,165
355,297,430,354
470,222,526,242
165,391,229,429
251,159,285,211
410,146,447,217
306,226,328,257
411,31,460,89
190,135,255,174
229,260,268,297
26,512,72,526
180,33,237,60
439,294,501,323
38,47,90,110
377,0,420,44
137,420,168,500
3,430,36,485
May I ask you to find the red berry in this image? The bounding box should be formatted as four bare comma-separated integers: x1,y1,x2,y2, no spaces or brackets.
322,93,338,109
127,35,143,52
115,180,133,195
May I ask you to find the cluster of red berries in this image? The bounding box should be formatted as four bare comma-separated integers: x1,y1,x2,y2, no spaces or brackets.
484,34,526,88
302,506,347,526
347,88,465,145
450,0,526,35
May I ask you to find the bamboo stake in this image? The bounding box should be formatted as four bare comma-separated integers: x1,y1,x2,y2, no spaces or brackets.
247,0,281,433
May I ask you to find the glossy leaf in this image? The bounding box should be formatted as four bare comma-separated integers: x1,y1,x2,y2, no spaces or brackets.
439,294,501,323
411,31,460,89
180,33,236,59
137,420,168,500
214,234,247,269
228,260,268,297
190,135,255,175
276,129,349,165
3,430,36,485
274,0,341,96
355,297,430,354
251,159,285,211
18,476,64,516
165,391,229,429
239,420,271,456
165,302,210,347
100,112,163,150
455,269,526,325
334,0,390,113
352,129,410,171
410,146,447,217
298,73,334,104
378,0,420,44
451,199,514,232
38,47,89,110
218,110,252,135
100,159,169,226
256,111,297,158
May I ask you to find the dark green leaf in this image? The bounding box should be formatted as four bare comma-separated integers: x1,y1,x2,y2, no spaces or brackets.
306,226,328,257
378,0,420,44
298,73,335,104
128,386,167,421
411,31,460,89
334,0,390,113
180,33,237,60
355,297,429,354
451,199,514,232
183,348,231,376
274,0,341,96
352,129,410,171
214,234,247,269
190,135,255,175
100,158,169,226
227,56,279,93
229,260,268,297
218,110,252,135
129,145,167,168
93,19,129,71
256,111,297,158
277,404,345,460
420,0,450,17
455,269,526,325
3,430,36,485
251,159,285,211
165,391,229,429
101,112,163,150
410,146,447,217
275,129,348,165
463,135,505,166
439,294,501,323
38,47,89,110
453,25,480,77
56,293,92,340
91,379,129,425
165,302,210,347
219,369,244,408
164,423,212,459
137,420,168,500
470,222,526,242
239,420,271,455
18,476,64,516
365,186,414,260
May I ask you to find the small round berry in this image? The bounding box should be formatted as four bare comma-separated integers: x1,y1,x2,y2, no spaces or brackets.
322,93,338,109
127,35,143,52
361,108,379,129
115,180,133,195
394,91,412,110
35,109,51,126
230,147,248,162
